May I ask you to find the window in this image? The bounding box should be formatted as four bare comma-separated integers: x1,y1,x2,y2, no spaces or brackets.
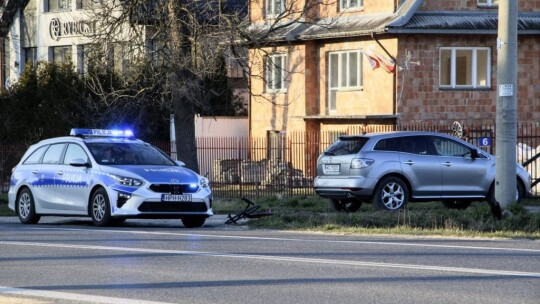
77,0,100,9
24,48,37,67
23,146,48,165
266,0,285,17
428,136,484,158
48,0,71,12
42,144,66,164
399,136,432,155
341,0,363,10
265,54,287,92
374,138,399,152
325,137,368,156
439,47,490,89
52,46,72,65
328,50,363,111
477,0,498,7
63,144,89,165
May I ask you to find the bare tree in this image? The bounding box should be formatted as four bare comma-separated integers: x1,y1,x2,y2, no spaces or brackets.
84,0,336,172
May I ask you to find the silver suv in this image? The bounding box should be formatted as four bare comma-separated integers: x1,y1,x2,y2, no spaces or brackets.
313,131,531,211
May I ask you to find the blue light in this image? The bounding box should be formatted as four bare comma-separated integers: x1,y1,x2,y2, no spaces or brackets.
70,128,135,138
189,183,198,189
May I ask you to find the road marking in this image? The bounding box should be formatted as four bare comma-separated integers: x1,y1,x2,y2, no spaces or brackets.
21,226,540,253
1,241,540,279
0,285,173,304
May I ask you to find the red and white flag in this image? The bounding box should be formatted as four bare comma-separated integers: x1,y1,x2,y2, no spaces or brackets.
364,48,396,74
361,50,380,70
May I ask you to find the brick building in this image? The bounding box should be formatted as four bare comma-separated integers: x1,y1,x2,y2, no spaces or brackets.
248,0,540,139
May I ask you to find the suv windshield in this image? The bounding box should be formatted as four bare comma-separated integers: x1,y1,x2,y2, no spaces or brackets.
324,137,368,156
86,143,176,166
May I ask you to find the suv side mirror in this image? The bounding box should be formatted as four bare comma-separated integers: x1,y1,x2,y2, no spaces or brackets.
470,149,479,159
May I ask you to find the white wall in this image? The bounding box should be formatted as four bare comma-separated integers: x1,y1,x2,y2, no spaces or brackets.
195,116,248,138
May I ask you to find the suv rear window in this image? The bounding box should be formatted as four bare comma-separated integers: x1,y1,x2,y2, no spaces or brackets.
324,137,368,156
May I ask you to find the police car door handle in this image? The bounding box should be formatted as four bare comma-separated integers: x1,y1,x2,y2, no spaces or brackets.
403,161,415,165
443,162,452,167
32,170,39,174
56,171,63,176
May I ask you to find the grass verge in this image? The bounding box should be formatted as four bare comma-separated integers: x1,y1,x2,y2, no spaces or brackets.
0,193,15,216
214,196,540,239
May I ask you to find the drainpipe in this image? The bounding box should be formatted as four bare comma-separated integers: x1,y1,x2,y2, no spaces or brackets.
370,32,398,127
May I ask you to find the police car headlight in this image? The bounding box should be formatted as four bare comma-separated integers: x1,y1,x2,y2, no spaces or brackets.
110,174,144,187
200,177,209,188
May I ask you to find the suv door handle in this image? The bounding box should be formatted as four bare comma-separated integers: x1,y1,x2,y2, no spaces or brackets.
403,161,415,165
442,162,452,167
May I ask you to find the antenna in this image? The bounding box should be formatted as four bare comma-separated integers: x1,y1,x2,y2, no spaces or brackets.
404,49,421,69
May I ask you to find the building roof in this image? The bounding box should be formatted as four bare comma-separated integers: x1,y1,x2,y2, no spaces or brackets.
249,0,540,43
386,11,540,35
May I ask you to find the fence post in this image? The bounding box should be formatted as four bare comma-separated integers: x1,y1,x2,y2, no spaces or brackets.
237,138,243,198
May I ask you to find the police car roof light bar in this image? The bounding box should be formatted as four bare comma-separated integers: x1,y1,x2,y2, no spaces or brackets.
70,128,135,138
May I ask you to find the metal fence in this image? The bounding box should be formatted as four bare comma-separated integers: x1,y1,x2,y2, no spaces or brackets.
2,123,540,198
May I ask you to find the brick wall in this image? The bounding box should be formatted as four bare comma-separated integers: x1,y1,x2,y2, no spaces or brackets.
396,35,540,126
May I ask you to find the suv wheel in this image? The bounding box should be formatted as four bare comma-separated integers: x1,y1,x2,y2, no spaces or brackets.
328,199,362,212
373,177,408,210
487,182,524,206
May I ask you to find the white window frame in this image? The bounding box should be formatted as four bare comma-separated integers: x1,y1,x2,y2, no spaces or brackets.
51,45,73,65
266,0,285,18
328,49,363,112
477,0,498,7
48,0,72,12
340,0,363,11
439,47,491,89
265,54,288,93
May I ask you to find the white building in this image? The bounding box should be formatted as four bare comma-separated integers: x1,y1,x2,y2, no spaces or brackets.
1,0,149,88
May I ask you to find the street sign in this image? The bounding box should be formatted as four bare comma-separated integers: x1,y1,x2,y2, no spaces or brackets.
478,137,492,147
499,84,513,97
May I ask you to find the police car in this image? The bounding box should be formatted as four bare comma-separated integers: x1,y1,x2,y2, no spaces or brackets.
8,129,213,227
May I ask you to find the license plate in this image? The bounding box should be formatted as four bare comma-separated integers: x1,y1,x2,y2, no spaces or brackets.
323,164,340,174
161,194,192,202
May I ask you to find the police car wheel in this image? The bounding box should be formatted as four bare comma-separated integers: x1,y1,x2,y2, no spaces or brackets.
91,188,112,227
17,188,41,224
181,216,206,228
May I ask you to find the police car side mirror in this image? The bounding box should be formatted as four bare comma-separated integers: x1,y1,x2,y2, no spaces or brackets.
175,160,186,167
70,158,91,168
471,149,479,159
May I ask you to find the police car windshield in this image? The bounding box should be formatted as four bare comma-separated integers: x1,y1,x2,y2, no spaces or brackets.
86,143,176,166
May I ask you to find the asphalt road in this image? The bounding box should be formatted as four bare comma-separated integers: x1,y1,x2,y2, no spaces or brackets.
0,216,539,304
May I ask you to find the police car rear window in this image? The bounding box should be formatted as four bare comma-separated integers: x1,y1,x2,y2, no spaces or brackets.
23,145,48,165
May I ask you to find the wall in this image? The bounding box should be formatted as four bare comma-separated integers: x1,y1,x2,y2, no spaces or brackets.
249,44,309,138
317,37,397,117
396,35,540,125
319,0,395,18
195,116,249,138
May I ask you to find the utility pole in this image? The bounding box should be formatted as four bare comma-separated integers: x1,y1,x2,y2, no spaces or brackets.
494,0,518,216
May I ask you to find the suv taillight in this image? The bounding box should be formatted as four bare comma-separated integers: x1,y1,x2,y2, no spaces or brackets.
351,159,374,169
